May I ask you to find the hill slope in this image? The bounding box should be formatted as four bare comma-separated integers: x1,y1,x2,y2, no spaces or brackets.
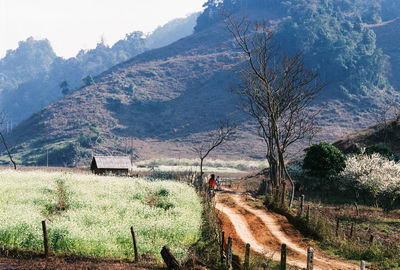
2,0,400,166
334,117,400,155
6,26,265,166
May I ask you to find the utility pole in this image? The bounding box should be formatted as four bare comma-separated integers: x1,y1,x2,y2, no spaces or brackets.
46,149,49,167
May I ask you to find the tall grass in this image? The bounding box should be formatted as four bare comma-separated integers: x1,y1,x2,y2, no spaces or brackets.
0,170,202,262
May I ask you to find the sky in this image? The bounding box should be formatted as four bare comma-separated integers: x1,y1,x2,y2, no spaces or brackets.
0,0,206,58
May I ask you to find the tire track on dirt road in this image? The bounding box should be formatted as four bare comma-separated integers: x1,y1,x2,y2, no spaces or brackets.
215,191,358,270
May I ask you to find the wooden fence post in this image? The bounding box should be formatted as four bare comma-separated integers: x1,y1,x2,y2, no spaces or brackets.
369,234,374,244
161,246,181,270
220,231,225,263
130,226,139,262
360,260,366,270
280,244,287,270
226,237,233,269
41,220,49,258
335,218,340,237
244,243,250,270
349,223,354,239
307,247,314,270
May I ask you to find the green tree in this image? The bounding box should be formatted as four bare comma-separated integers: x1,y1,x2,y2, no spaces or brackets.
82,75,94,86
365,144,399,162
59,80,69,95
303,142,346,180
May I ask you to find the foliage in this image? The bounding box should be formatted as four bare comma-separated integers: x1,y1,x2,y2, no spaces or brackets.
0,170,202,262
188,188,224,269
59,80,69,95
36,143,81,167
81,75,94,86
340,153,400,210
197,0,394,104
303,142,346,180
365,144,399,162
276,0,390,101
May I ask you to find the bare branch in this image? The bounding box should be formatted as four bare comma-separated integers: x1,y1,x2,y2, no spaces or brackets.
0,113,17,169
191,120,237,177
226,15,323,208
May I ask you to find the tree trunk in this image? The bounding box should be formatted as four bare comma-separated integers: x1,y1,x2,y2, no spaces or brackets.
0,132,16,170
200,158,204,176
283,166,295,208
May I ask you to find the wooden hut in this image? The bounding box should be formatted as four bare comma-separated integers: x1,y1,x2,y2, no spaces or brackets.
90,156,131,175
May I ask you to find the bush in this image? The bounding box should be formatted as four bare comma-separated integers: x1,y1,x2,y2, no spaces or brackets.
340,153,400,210
36,143,80,167
365,144,399,162
303,142,346,181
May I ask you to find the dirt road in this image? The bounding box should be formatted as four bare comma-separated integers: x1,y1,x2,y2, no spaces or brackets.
215,190,358,270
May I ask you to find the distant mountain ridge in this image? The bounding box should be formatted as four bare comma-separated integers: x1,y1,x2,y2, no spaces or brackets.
0,13,200,125
1,0,400,166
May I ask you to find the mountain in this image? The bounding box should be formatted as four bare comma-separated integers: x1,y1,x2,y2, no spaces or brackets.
0,38,56,92
370,18,400,92
2,0,400,166
0,13,200,125
146,12,200,49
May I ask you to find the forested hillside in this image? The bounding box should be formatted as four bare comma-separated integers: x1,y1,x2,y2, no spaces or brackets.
1,0,400,166
0,13,199,124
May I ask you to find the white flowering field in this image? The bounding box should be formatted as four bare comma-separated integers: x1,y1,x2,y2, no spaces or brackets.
0,170,202,261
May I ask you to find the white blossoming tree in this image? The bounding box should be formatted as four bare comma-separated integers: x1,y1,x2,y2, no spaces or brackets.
340,153,400,210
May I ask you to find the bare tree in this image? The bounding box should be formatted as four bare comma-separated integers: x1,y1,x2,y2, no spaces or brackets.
192,121,237,185
0,113,17,169
226,16,323,207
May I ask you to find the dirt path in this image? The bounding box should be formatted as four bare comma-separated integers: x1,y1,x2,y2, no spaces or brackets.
215,191,359,270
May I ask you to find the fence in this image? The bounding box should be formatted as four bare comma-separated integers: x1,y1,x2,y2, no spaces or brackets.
218,232,368,269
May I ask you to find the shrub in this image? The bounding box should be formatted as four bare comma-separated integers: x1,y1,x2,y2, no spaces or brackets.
365,144,399,162
340,153,400,210
303,142,346,181
36,143,80,167
78,135,92,148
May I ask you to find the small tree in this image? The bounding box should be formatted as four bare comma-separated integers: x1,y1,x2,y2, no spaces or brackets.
365,144,399,162
82,75,94,86
59,80,70,95
192,121,236,185
303,142,346,181
0,113,16,169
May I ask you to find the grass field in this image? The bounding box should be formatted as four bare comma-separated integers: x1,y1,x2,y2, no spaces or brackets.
134,158,268,174
0,170,202,262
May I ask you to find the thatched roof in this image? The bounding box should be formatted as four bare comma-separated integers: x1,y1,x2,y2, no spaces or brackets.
91,156,131,170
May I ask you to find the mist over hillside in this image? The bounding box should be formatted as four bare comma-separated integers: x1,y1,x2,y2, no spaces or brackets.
1,0,400,166
0,13,199,125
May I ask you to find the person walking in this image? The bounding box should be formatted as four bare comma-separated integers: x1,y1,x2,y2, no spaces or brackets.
208,174,217,192
216,176,221,189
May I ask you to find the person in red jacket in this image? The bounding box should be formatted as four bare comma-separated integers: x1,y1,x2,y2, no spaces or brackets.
208,174,217,190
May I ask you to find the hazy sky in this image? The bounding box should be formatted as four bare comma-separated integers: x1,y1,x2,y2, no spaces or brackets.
0,0,206,58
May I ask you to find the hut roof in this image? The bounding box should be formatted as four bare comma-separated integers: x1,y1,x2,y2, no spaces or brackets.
91,156,131,170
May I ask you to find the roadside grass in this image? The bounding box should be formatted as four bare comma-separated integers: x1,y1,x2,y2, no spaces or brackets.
0,170,202,263
265,190,400,269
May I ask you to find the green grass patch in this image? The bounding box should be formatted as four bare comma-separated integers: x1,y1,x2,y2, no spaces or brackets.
0,170,202,262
